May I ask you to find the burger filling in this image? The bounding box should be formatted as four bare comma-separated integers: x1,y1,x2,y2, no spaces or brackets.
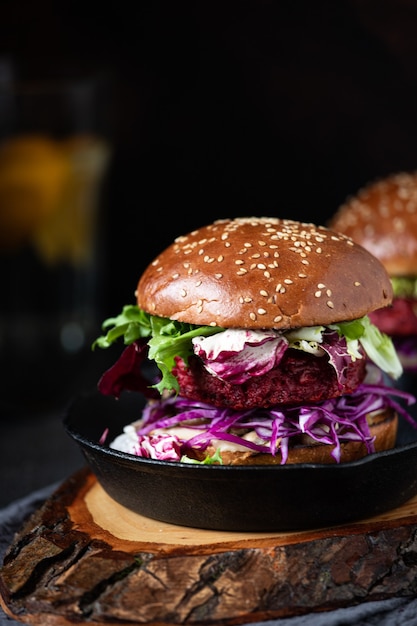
369,278,417,371
94,305,415,464
108,379,407,464
172,347,366,409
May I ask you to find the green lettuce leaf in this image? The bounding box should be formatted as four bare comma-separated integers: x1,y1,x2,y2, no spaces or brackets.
180,447,224,464
391,277,417,298
92,305,153,348
147,316,224,393
92,305,224,393
331,316,402,379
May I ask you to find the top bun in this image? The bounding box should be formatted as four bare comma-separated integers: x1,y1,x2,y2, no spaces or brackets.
136,217,393,329
330,172,417,277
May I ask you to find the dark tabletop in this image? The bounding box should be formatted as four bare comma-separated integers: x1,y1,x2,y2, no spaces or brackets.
1,484,416,625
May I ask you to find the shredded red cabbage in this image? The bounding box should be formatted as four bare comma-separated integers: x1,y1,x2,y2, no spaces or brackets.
132,380,416,464
192,328,354,388
318,330,352,389
192,329,288,384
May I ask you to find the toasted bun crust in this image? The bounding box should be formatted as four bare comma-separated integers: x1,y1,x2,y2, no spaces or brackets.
330,172,417,277
207,409,398,465
137,217,393,329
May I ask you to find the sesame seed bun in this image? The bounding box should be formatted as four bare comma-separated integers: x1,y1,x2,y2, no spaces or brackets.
136,217,393,329
330,172,417,277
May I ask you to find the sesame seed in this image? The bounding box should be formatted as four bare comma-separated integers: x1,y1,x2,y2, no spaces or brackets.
284,279,293,284
264,271,271,278
257,263,266,269
180,289,187,297
235,259,245,265
217,255,224,262
260,289,268,296
196,280,202,287
327,301,334,308
215,273,223,279
315,291,321,297
354,281,361,286
250,312,257,321
172,273,180,279
237,268,248,275
244,296,252,303
274,315,283,323
326,289,332,297
298,273,307,278
258,308,267,315
317,283,326,289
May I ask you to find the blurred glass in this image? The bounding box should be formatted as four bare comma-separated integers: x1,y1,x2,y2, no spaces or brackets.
0,64,112,414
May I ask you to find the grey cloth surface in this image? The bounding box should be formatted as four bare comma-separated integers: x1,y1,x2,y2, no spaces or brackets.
1,485,417,626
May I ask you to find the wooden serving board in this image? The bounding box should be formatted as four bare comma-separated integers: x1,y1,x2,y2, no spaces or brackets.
2,466,417,625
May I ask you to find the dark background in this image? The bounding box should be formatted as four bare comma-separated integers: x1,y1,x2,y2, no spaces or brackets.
3,0,417,313
3,0,417,415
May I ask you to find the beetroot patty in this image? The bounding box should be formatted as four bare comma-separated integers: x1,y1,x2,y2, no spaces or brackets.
172,350,367,410
370,298,417,336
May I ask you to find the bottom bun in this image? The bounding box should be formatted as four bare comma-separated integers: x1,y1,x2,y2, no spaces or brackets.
208,409,398,465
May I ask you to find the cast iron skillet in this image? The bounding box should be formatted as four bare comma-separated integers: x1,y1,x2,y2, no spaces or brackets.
63,389,417,532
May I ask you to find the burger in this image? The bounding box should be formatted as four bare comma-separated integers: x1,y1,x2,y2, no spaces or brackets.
93,216,415,465
329,171,417,372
